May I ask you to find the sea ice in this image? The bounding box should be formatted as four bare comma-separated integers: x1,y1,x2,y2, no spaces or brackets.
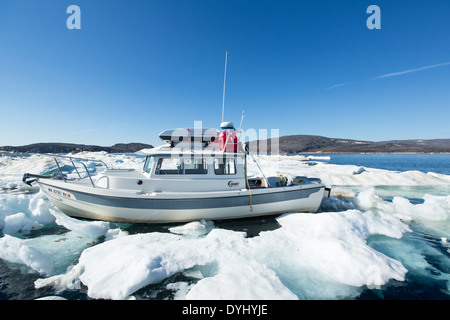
0,192,55,234
35,295,67,300
355,187,450,226
0,235,53,275
49,209,109,238
2,212,40,235
0,207,113,277
251,155,450,187
250,211,409,292
34,210,411,300
0,152,449,299
168,219,214,237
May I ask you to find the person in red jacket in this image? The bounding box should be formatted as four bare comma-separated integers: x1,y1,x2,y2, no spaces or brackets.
218,122,238,152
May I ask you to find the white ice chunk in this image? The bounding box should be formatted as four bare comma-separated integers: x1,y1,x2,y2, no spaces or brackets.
250,211,409,293
2,212,40,235
166,282,193,300
104,227,129,241
0,235,53,275
35,264,83,291
0,192,55,234
169,220,214,237
185,258,297,300
356,188,450,224
35,296,67,300
49,209,109,238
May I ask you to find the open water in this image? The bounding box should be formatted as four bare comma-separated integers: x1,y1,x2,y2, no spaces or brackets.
322,153,450,175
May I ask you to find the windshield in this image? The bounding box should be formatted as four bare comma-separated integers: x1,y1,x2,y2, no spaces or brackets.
154,157,208,175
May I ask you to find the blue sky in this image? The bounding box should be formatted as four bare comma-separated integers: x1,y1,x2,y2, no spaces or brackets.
0,0,449,147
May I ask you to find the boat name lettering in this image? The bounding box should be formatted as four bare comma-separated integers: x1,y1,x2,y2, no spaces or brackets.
228,181,239,187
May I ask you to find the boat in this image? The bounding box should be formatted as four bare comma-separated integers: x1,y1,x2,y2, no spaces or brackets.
22,123,331,223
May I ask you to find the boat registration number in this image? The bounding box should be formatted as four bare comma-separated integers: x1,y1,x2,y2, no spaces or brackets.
47,187,76,200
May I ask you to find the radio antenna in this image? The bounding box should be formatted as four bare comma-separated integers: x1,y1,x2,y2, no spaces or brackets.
221,51,228,123
238,110,245,140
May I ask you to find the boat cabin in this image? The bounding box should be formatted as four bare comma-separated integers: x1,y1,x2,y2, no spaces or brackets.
96,127,251,193
139,152,246,192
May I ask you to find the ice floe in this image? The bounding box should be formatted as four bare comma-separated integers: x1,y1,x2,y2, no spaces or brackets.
168,220,215,237
34,209,410,300
251,155,450,187
49,209,109,238
0,234,53,275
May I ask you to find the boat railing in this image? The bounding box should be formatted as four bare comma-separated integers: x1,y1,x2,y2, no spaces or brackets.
22,154,109,188
49,154,109,188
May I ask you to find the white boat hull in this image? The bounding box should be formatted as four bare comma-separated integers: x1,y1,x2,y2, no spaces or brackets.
38,180,327,223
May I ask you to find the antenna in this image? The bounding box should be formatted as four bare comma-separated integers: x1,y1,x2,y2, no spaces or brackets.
238,110,245,140
221,51,228,123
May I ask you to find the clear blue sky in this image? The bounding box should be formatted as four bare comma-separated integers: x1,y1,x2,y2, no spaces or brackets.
0,0,449,147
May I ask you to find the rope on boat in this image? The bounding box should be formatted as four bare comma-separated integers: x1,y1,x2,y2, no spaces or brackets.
244,158,253,212
250,154,270,187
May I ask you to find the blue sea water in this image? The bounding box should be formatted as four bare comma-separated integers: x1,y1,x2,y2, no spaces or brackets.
315,154,450,300
0,153,449,300
319,153,450,175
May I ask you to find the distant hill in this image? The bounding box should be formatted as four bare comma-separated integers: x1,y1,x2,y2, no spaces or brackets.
0,142,154,154
248,136,450,153
2,136,450,154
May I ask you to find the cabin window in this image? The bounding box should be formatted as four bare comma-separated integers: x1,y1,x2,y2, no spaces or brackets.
184,158,208,174
155,157,207,175
143,156,155,173
155,158,183,175
214,158,236,175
